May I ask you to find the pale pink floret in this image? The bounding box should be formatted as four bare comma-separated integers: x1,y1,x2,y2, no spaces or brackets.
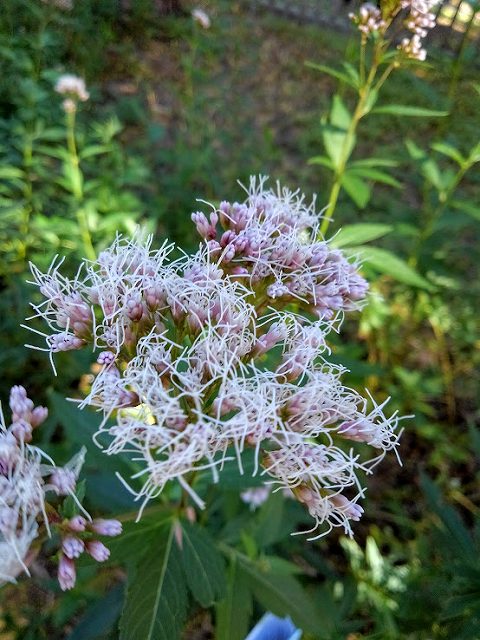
90,519,122,537
85,540,110,562
62,536,85,559
58,555,76,591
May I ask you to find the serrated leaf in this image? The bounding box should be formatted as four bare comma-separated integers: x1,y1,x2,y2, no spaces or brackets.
108,513,172,566
216,556,253,640
348,246,434,289
240,556,322,634
331,223,393,248
67,584,124,640
180,520,226,607
372,105,448,117
119,521,188,640
341,173,371,208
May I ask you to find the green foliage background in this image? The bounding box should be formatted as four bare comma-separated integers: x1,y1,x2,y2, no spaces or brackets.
0,0,479,638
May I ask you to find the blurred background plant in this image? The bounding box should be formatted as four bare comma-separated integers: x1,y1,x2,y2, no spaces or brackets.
0,0,479,638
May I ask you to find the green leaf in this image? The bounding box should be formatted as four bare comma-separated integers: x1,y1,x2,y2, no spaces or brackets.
252,492,286,548
331,94,352,130
107,513,172,566
330,223,393,248
180,521,226,607
349,246,434,289
372,105,448,117
119,521,188,640
216,556,253,640
0,167,24,179
451,200,480,222
405,139,427,161
308,155,334,170
347,166,401,188
341,173,371,208
349,157,398,168
431,142,465,165
422,159,445,191
305,62,357,88
323,95,355,170
361,87,379,116
240,556,322,634
79,145,108,160
420,474,475,563
342,62,360,87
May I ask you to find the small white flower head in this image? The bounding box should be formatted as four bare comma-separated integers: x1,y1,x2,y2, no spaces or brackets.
192,8,211,29
397,0,439,60
350,3,386,37
55,74,89,102
398,34,427,61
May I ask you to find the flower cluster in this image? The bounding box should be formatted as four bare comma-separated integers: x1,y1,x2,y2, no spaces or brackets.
28,178,402,538
55,74,89,113
349,3,386,38
0,386,121,589
193,177,368,320
57,516,122,591
349,0,439,61
398,0,439,60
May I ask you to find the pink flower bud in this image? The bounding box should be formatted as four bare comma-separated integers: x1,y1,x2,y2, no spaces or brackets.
9,386,34,422
68,516,87,532
30,406,48,427
86,540,110,562
62,536,85,559
58,555,76,591
97,351,115,366
90,519,122,537
10,420,33,443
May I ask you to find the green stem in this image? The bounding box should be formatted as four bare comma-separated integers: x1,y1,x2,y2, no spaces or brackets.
320,58,380,237
66,109,96,261
409,162,470,267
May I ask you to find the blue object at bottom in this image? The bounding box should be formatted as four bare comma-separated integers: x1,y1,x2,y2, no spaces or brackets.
245,613,302,640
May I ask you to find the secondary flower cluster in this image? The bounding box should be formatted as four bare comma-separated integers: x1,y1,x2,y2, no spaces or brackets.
350,0,439,60
57,516,122,591
28,178,401,538
349,3,386,38
0,386,121,589
55,73,89,113
398,0,439,61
